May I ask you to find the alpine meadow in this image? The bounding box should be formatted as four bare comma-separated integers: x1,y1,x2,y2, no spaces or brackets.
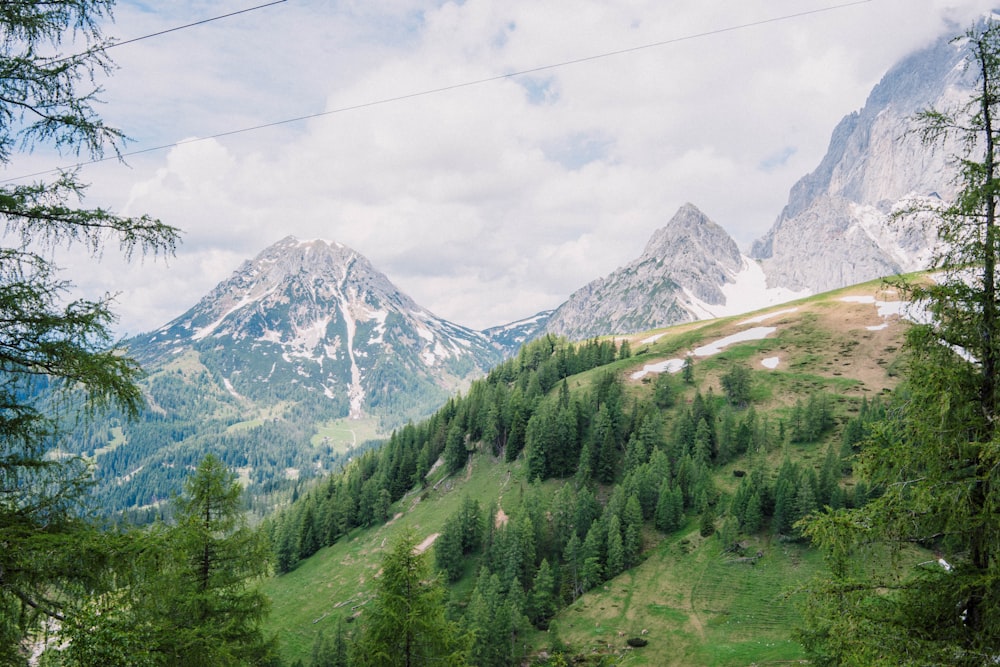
7,3,1000,667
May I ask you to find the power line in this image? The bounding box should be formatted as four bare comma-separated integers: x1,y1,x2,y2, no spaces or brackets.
2,0,872,184
107,0,288,50
44,1,288,66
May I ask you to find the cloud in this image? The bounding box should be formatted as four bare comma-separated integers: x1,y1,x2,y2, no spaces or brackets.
31,0,1000,334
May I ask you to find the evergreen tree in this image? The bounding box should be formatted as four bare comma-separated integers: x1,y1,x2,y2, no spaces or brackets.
801,28,1000,652
682,356,695,384
580,525,604,591
528,559,557,628
605,515,625,578
720,364,752,407
622,494,644,567
699,501,717,538
443,422,467,474
353,530,465,666
149,455,276,666
654,480,681,532
275,514,302,573
562,532,583,601
434,515,465,583
742,490,764,534
653,371,677,408
0,2,179,655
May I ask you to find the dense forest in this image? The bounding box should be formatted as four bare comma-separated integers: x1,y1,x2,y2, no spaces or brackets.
265,331,879,665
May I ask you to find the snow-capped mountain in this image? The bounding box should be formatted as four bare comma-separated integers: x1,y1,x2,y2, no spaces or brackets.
751,25,974,291
131,236,501,422
482,310,554,352
541,204,804,340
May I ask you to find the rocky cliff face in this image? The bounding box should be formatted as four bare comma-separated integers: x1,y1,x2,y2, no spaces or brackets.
131,236,501,421
751,30,975,291
542,204,744,339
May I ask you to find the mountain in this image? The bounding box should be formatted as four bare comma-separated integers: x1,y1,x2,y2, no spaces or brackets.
751,26,974,291
133,236,500,420
532,27,981,343
541,203,803,340
481,309,554,352
73,236,502,516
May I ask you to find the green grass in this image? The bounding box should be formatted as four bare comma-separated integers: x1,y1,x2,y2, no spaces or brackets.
262,453,529,663
533,530,824,666
310,417,385,453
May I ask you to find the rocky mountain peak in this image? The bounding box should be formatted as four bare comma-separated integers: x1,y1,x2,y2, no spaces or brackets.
644,203,735,253
751,26,974,291
130,235,500,424
641,203,743,281
541,204,745,340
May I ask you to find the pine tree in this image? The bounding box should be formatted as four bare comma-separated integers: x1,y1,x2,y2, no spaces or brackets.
528,559,557,628
801,23,1000,655
622,494,644,567
353,530,465,666
152,455,276,666
655,480,679,532
682,356,695,384
720,364,752,407
434,516,465,583
0,2,179,655
444,422,468,474
605,515,625,578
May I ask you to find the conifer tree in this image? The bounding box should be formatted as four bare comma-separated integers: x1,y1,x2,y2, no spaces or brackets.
0,2,179,656
528,559,557,628
801,24,1000,661
605,515,625,579
353,531,465,666
150,455,276,666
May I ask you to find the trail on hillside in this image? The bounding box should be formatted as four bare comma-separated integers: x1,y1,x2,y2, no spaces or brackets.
687,563,707,639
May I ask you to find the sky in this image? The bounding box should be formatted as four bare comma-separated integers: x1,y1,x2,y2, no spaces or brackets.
6,0,999,336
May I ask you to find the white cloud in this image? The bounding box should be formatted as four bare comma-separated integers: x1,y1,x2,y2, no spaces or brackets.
12,0,999,334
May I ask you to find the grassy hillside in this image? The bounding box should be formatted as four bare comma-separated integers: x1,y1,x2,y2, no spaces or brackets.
262,279,913,665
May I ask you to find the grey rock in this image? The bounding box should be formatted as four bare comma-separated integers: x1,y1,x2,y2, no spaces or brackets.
543,203,742,340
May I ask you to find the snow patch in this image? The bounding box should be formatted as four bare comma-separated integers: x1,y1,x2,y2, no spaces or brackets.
839,295,933,326
631,327,777,381
630,358,687,380
685,257,811,320
694,327,776,356
761,356,780,369
739,308,799,326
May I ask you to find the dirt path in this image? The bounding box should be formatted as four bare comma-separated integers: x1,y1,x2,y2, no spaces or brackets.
414,532,440,554
687,566,707,639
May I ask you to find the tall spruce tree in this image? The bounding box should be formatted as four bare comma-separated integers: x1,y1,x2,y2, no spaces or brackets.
0,2,178,660
150,455,275,666
353,531,466,666
801,19,1000,664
